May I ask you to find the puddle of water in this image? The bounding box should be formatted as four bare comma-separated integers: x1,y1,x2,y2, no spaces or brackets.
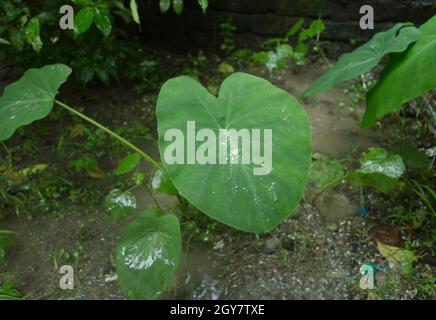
163,243,228,300
281,66,380,158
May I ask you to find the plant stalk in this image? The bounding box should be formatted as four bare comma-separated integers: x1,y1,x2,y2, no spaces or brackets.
54,99,158,166
311,174,347,204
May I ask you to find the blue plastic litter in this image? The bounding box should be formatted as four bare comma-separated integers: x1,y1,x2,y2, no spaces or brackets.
357,205,369,218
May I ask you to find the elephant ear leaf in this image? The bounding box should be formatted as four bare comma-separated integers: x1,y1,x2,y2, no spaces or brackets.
116,209,181,299
363,15,436,128
157,73,311,233
0,64,72,141
302,23,421,97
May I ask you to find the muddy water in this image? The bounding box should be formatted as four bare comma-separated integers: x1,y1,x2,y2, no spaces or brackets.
279,65,380,157
1,64,380,300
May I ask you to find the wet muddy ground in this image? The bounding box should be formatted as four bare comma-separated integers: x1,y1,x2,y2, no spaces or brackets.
0,57,420,300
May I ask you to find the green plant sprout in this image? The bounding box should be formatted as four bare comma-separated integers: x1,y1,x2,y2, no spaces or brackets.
310,148,406,204
253,18,327,72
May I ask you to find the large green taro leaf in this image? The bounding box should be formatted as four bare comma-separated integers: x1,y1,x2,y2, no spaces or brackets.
363,15,436,128
302,24,421,97
157,72,311,233
0,64,72,141
116,209,181,300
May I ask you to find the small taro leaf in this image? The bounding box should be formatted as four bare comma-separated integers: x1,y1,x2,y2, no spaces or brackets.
129,0,140,25
376,240,417,275
303,24,421,97
94,8,112,37
263,45,293,72
172,0,183,15
309,153,345,188
0,64,72,141
356,148,405,178
116,209,181,299
114,153,141,175
25,17,42,53
298,19,325,42
364,16,436,128
159,0,171,13
287,18,304,37
105,189,136,221
152,166,178,196
390,144,430,170
197,0,208,13
157,73,311,233
74,7,95,35
347,148,405,193
276,44,293,59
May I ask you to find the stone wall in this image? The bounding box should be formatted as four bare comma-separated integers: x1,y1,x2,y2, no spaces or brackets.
139,0,436,49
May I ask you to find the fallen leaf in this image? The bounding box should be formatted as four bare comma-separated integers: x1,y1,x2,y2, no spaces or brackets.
376,240,417,275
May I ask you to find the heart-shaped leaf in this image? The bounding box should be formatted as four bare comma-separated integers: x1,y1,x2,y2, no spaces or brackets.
347,148,405,193
0,64,72,141
157,73,311,233
363,15,436,127
303,23,421,97
105,189,136,221
116,209,181,299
